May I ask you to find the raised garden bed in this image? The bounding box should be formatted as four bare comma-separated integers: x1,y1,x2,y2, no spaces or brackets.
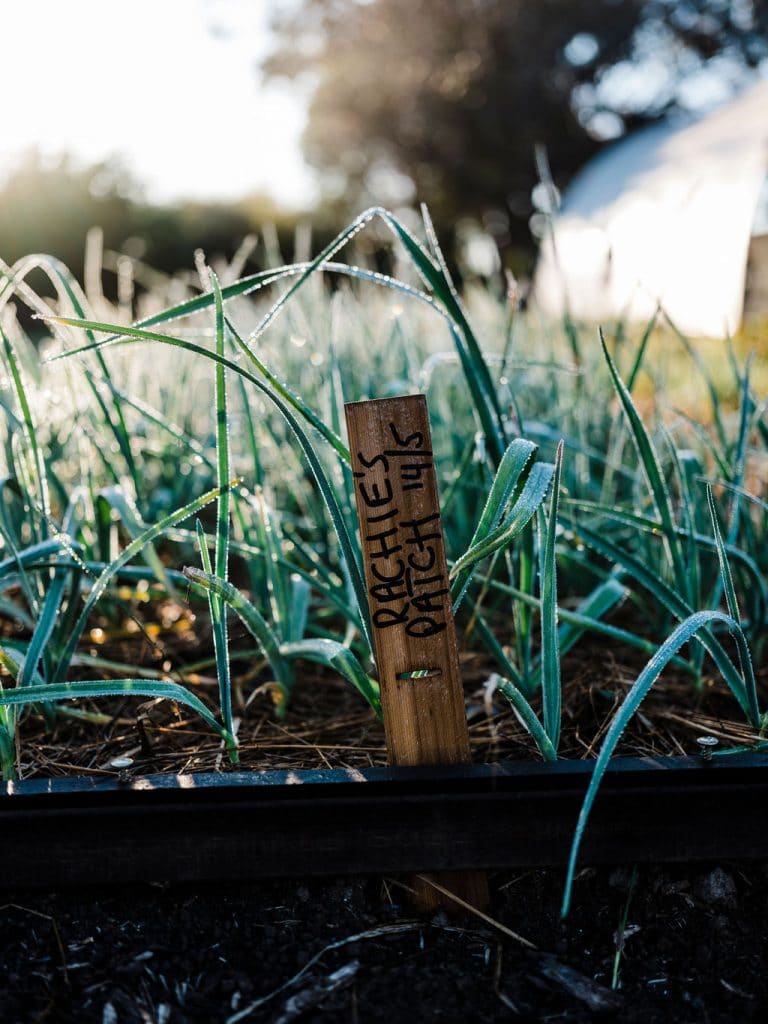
4,753,768,889
0,207,766,1024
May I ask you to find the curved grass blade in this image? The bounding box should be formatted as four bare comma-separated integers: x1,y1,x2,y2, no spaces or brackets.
0,537,84,580
45,252,510,462
599,328,687,591
46,315,372,651
565,518,755,721
169,525,357,623
279,638,380,716
96,487,177,599
450,461,554,594
662,309,729,454
107,385,215,470
1,252,288,332
709,479,768,516
420,203,458,295
50,310,350,461
466,604,527,692
561,609,756,916
1,254,139,492
564,500,766,631
540,441,564,747
210,272,235,747
0,597,33,630
374,208,506,459
625,306,659,392
117,264,306,331
251,489,291,640
450,438,536,611
707,487,742,625
0,646,47,687
0,679,231,744
183,565,293,708
494,674,558,763
242,207,505,464
47,259,450,365
54,482,236,686
1,327,50,537
475,571,692,671
225,318,349,460
16,564,69,688
196,520,237,759
549,577,628,667
708,485,759,726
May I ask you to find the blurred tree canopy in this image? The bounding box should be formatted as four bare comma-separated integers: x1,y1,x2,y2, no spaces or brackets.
263,0,768,262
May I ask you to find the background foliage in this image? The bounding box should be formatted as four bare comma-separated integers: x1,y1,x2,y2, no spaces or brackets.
3,1,766,280
263,0,768,262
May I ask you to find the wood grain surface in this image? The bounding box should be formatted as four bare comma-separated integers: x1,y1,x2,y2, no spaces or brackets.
346,395,487,910
345,395,471,767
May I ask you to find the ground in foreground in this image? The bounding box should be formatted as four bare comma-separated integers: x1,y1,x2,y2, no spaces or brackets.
3,861,767,1023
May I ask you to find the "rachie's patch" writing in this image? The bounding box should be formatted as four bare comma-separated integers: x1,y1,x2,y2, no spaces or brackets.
353,421,448,638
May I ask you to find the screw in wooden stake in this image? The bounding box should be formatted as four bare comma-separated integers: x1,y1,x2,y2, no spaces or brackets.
345,394,488,911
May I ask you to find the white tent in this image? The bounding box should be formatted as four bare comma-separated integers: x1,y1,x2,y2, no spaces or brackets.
534,79,768,337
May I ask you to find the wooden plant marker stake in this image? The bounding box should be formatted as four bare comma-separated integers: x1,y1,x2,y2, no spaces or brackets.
345,394,488,911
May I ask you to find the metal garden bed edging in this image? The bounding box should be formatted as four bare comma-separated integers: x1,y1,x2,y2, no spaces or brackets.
3,753,768,888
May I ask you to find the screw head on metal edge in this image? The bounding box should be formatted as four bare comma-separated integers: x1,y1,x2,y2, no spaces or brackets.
696,736,719,761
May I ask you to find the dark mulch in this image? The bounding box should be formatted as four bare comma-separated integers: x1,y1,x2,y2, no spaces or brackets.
0,586,763,779
14,630,766,782
3,862,767,1023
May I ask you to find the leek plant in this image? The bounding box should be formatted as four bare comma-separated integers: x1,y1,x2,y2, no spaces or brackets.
0,205,763,920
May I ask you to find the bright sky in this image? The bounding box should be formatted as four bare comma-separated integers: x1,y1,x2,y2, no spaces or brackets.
0,0,317,208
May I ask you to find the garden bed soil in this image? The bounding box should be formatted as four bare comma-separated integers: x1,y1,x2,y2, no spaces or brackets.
4,862,768,1023
12,625,766,782
5,603,767,1021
